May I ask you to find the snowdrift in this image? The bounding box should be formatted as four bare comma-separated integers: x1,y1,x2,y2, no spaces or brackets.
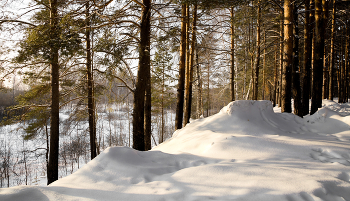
2,100,350,201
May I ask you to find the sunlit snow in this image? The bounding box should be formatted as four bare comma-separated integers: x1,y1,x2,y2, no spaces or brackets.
2,100,350,201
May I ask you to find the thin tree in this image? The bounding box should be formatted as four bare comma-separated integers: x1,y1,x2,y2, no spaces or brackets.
253,0,261,100
230,6,235,101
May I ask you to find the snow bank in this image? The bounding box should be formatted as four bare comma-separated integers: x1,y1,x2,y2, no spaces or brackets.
2,100,350,201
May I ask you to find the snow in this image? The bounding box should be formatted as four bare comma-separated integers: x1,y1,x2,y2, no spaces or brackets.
2,100,350,201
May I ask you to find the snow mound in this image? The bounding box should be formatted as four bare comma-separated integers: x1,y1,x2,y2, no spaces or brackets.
2,100,350,201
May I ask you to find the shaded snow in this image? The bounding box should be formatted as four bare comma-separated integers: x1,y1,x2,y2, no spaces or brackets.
2,100,350,201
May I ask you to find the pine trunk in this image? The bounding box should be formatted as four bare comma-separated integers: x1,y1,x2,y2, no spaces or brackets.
184,4,197,126
132,0,151,151
311,0,325,114
86,2,97,160
328,0,336,100
281,0,293,113
292,3,302,117
230,7,235,101
47,0,60,185
303,0,312,115
253,0,261,101
175,4,187,130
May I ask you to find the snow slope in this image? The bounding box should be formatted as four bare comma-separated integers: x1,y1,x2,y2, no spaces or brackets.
2,100,350,201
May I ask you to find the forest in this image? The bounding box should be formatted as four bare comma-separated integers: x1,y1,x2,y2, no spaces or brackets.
0,0,349,189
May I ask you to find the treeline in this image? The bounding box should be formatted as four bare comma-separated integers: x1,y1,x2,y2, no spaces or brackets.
0,0,349,186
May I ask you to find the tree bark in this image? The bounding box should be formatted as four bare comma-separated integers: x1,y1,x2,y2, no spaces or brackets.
86,2,97,160
175,4,187,130
311,0,325,114
132,0,151,151
253,0,261,101
230,6,235,101
322,0,329,99
47,0,60,185
328,0,335,100
303,0,312,115
184,4,197,126
279,9,284,107
292,3,302,117
281,0,293,113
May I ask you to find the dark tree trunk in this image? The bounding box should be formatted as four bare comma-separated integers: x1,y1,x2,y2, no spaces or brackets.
279,9,284,107
311,0,325,114
175,4,187,130
86,2,97,160
47,0,60,185
281,0,293,113
328,0,336,100
132,0,151,151
253,0,261,101
230,7,235,101
292,3,302,117
144,67,151,150
303,0,312,115
323,0,330,99
274,49,278,106
184,4,197,126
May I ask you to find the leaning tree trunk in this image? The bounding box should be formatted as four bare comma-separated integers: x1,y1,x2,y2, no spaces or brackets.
311,0,325,114
281,0,293,113
47,0,60,185
175,4,187,130
132,0,151,151
302,0,312,115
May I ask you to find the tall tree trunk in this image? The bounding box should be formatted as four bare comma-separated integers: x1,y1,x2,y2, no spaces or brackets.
86,2,96,160
144,69,151,150
328,0,336,100
47,0,60,185
196,51,203,118
175,4,187,130
279,9,284,107
184,5,192,126
263,30,266,100
323,0,330,99
253,0,261,101
311,0,325,114
340,37,345,103
230,6,235,101
345,36,349,102
132,0,151,151
303,0,312,115
292,3,302,117
281,0,293,113
274,48,278,106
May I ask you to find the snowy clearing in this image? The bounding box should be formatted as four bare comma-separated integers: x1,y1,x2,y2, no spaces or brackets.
2,100,350,201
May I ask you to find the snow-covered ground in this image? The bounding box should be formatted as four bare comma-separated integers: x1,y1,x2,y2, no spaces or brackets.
2,100,350,201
